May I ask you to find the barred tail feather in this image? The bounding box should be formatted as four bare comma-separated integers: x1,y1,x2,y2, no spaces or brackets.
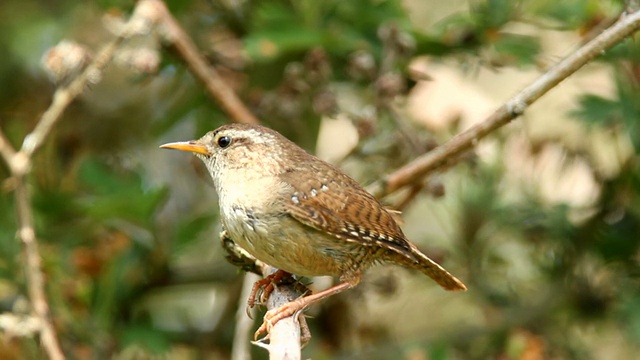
391,245,467,291
414,251,467,291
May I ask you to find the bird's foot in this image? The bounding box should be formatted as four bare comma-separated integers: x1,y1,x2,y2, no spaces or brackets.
248,270,293,309
252,280,355,343
253,299,309,341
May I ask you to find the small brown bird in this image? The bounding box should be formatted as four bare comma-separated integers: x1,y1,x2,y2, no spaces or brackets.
161,123,466,339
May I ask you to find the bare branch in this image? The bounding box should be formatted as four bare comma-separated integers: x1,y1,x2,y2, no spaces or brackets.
221,233,305,359
0,128,17,165
148,0,260,125
21,1,160,160
252,270,304,360
373,9,640,197
0,2,166,358
14,180,64,360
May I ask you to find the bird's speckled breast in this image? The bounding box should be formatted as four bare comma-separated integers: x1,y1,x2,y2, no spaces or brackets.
221,205,359,277
215,174,355,277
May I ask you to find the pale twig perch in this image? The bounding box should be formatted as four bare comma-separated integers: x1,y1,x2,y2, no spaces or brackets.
251,270,304,360
221,233,306,360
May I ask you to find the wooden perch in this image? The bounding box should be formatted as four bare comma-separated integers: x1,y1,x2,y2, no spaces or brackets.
221,232,308,360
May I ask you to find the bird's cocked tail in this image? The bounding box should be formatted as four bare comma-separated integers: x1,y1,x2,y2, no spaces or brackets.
391,246,467,291
416,252,466,291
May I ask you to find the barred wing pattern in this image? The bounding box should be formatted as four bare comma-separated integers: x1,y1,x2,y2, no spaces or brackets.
279,162,418,263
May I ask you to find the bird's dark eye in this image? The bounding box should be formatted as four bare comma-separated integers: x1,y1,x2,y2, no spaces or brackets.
217,135,231,148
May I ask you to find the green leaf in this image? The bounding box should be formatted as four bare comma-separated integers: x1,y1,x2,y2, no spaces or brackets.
471,0,517,30
619,290,640,344
529,0,611,29
245,29,324,61
0,196,19,278
570,94,622,126
245,0,409,61
493,33,541,65
172,213,217,254
77,159,168,225
120,323,171,354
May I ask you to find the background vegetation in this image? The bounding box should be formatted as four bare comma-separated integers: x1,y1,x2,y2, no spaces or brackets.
1,0,639,359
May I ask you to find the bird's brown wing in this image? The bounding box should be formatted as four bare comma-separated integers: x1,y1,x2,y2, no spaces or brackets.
279,163,418,262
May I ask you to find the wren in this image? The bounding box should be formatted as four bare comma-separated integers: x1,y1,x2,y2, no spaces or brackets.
161,123,466,339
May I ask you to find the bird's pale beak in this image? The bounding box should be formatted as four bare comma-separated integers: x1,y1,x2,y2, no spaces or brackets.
160,141,211,156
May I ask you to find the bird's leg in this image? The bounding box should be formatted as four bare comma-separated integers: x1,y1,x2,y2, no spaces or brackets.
248,269,294,309
254,274,361,341
219,231,262,275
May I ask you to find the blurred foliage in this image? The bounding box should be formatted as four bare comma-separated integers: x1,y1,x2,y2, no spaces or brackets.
1,0,640,359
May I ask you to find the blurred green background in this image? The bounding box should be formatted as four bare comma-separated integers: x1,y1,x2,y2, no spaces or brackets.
1,0,640,359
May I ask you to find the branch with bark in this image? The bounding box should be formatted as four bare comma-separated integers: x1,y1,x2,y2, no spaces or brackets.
370,9,640,198
148,0,259,125
221,232,308,360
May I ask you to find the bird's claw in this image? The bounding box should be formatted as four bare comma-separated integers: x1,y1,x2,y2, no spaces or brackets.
253,310,277,341
253,303,307,341
245,303,254,320
248,270,292,309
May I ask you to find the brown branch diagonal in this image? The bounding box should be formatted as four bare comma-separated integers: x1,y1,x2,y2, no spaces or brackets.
374,10,640,197
149,0,260,125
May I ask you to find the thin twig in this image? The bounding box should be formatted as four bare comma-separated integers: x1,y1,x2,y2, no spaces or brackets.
0,130,17,163
148,0,259,125
221,233,305,358
0,2,163,358
252,266,304,360
14,180,64,360
372,9,640,197
21,1,159,159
